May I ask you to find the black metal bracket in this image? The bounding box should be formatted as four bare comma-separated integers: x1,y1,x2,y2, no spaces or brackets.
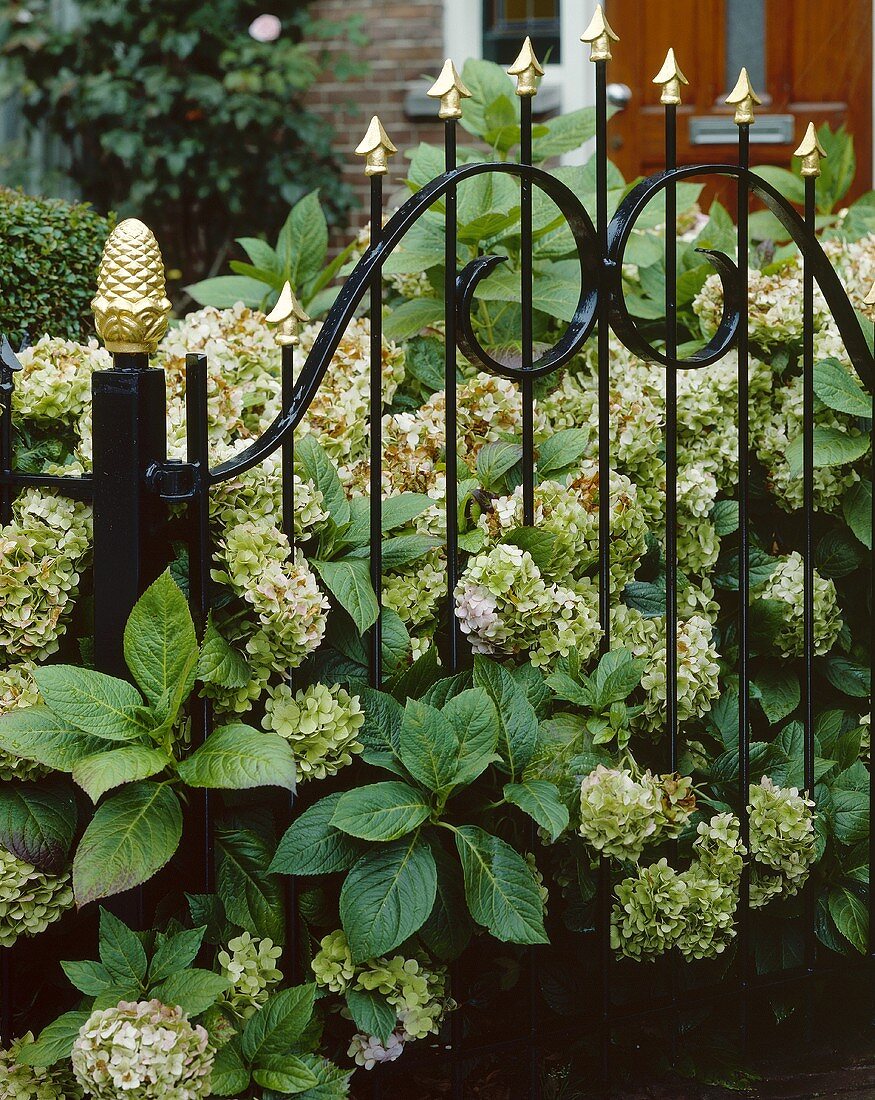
146,459,200,502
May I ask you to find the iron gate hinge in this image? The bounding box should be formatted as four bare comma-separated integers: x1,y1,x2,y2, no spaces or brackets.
146,459,200,502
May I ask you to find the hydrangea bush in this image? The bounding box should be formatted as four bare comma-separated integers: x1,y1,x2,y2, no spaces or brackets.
0,61,872,1096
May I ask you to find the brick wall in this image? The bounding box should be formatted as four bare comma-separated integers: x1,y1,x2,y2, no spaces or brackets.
309,0,446,230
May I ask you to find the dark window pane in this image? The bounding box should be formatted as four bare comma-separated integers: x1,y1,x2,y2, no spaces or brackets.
725,0,766,94
483,0,561,66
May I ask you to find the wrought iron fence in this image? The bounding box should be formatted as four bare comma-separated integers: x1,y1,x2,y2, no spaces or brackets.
1,4,873,1095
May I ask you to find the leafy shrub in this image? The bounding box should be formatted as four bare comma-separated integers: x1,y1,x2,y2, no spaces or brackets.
0,0,365,285
0,187,111,343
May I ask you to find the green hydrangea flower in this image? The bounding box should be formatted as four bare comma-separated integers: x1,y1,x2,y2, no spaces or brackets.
263,682,364,781
383,548,446,629
0,1033,82,1099
759,552,842,657
312,929,356,993
611,858,688,961
218,932,282,1018
0,661,47,782
748,776,817,900
71,1000,214,1100
0,849,73,947
675,866,739,961
693,813,746,885
13,335,109,425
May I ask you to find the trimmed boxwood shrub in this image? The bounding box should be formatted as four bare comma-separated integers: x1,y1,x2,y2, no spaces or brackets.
0,187,112,343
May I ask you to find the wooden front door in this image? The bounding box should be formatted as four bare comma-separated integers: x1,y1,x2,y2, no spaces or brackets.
605,0,872,203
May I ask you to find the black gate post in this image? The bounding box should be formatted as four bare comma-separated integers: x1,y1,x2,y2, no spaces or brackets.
90,218,171,678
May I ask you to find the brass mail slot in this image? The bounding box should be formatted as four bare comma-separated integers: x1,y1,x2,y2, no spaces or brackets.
689,114,795,145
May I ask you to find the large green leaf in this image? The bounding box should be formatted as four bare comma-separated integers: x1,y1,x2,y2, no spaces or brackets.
277,190,328,293
123,570,197,712
73,782,182,905
382,297,445,342
380,492,435,533
217,826,285,944
503,780,569,841
339,834,437,962
843,480,872,549
0,778,77,873
98,907,148,986
813,358,871,417
831,788,869,844
253,1057,319,1094
185,275,267,309
73,745,172,803
210,1040,250,1097
197,615,250,690
473,657,539,778
442,688,501,786
177,724,296,791
17,1012,92,1067
270,793,361,877
828,885,867,954
242,983,317,1062
332,782,431,842
398,699,458,793
532,107,598,160
33,666,149,741
454,825,548,945
0,705,106,771
753,666,800,725
345,987,396,1045
419,842,473,962
787,427,869,475
313,558,379,633
148,926,206,984
295,434,350,528
153,969,230,1016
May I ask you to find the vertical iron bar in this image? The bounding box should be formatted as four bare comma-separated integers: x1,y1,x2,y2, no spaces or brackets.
520,95,535,528
802,175,817,973
664,105,678,773
737,122,752,1026
444,119,461,675
281,341,300,982
595,55,612,1092
185,353,214,895
369,176,384,688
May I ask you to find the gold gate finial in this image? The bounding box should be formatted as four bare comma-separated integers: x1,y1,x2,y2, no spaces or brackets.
652,48,689,105
507,37,544,96
427,59,472,119
91,218,172,355
794,122,827,177
580,4,619,62
355,116,398,176
864,283,875,307
725,67,762,125
266,281,309,347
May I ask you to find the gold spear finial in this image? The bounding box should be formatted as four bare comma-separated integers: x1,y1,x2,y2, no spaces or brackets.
725,67,762,125
507,36,544,97
794,121,828,177
355,116,397,176
427,59,472,120
266,280,309,347
864,282,875,307
91,218,172,355
580,3,620,62
652,48,689,106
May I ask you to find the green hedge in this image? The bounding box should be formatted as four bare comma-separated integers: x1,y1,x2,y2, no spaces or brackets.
0,187,112,343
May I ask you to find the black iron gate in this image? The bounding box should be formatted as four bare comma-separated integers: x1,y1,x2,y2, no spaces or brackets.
1,7,873,1096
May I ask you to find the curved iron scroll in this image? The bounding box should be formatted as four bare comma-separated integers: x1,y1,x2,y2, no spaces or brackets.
210,160,874,485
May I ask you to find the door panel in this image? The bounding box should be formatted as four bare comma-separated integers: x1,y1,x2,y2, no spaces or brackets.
606,0,872,207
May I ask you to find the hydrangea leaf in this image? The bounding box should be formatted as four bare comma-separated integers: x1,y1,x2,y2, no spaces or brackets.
216,825,285,945
419,841,473,962
295,1053,355,1098
473,657,539,779
148,925,206,985
98,907,148,985
123,569,198,711
153,968,230,1016
210,1038,251,1097
73,745,172,804
313,558,379,634
197,615,250,690
0,706,107,772
295,434,350,528
442,688,501,786
787,426,869,476
60,958,114,996
843,479,872,549
345,987,396,1046
331,782,431,842
177,724,296,792
812,358,871,417
536,428,590,477
242,983,317,1062
754,666,800,725
73,782,183,905
380,492,435,532
454,825,548,945
32,666,150,742
16,1011,92,1067
831,788,869,845
503,780,569,841
339,833,437,963
398,699,458,793
270,792,363,876
0,777,77,873
253,1056,320,1094
828,885,867,954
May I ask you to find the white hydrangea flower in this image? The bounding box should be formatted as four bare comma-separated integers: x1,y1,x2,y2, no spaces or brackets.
72,1000,213,1100
759,552,842,657
348,1030,405,1070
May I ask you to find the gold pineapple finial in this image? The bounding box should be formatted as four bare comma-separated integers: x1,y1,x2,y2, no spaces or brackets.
580,4,619,62
652,48,689,106
355,116,397,176
427,59,472,120
507,36,544,97
91,218,172,355
794,122,827,177
725,67,762,125
266,281,309,347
